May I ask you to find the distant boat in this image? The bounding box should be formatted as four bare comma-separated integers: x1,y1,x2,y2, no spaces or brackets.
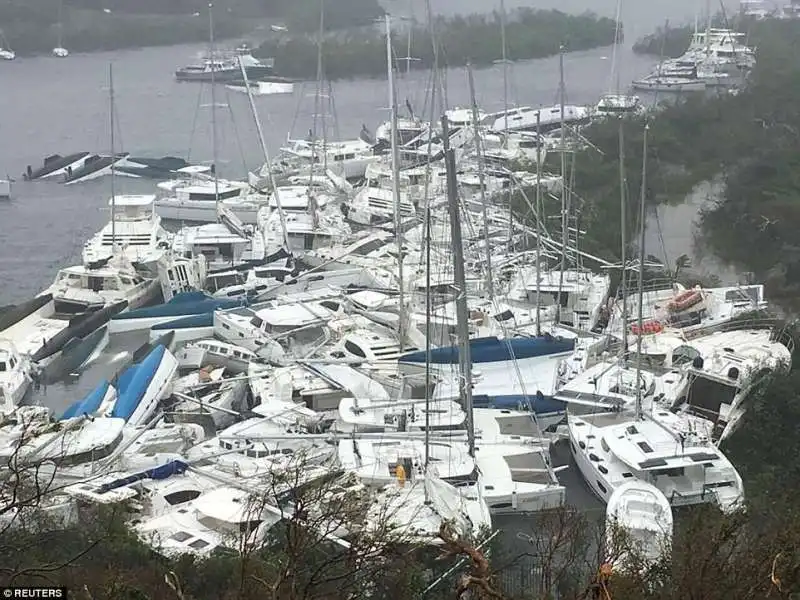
225,77,295,96
175,44,275,82
0,30,14,61
52,0,69,57
114,156,196,180
0,178,10,199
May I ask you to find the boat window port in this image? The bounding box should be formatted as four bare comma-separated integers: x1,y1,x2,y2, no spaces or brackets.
596,481,607,494
578,441,586,450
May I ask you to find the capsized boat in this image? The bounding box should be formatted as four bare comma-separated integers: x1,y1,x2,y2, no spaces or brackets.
108,292,246,334
63,153,130,185
23,152,92,181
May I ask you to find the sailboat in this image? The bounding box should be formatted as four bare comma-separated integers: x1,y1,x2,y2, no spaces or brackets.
567,124,745,515
0,30,15,60
53,0,69,58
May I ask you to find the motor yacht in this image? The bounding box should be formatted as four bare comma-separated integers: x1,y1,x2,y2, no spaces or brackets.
82,195,169,269
40,255,159,317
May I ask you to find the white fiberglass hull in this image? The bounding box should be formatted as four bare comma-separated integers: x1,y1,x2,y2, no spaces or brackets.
631,78,706,92
154,200,259,225
225,81,294,95
109,314,187,335
39,155,93,180
148,325,213,345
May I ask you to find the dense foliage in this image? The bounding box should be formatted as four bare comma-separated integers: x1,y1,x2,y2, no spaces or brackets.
525,19,800,310
0,0,386,55
254,9,619,80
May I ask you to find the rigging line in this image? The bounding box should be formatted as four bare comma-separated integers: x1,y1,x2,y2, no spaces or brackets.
187,80,205,162
288,80,305,139
223,87,249,175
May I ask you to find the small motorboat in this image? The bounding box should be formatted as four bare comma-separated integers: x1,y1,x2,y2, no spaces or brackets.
605,480,673,572
52,47,69,58
225,77,295,96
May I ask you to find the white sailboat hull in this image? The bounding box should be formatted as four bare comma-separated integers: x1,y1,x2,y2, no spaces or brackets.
153,200,259,225
148,325,213,345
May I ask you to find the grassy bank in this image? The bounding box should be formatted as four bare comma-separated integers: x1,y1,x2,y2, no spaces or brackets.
254,8,619,80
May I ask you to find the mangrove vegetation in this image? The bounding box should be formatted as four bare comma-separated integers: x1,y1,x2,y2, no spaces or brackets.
0,0,386,55
253,9,619,80
523,18,800,311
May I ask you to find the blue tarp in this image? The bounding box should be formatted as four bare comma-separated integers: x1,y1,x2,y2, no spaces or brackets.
96,459,190,494
110,345,166,421
398,335,576,365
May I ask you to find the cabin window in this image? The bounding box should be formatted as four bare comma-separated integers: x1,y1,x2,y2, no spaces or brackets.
598,465,608,474
596,481,607,494
164,490,201,505
170,531,193,542
578,441,586,450
239,520,263,534
250,317,264,328
88,276,104,292
320,301,340,311
589,453,600,462
493,310,514,322
622,472,633,478
600,438,610,453
637,441,654,453
657,467,685,478
189,539,210,549
344,341,367,358
626,425,639,435
0,363,5,373
227,290,243,297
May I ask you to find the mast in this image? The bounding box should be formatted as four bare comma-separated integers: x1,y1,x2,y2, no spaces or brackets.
467,62,493,300
208,3,220,207
442,115,475,457
109,63,116,248
500,0,509,139
423,0,439,474
310,0,325,186
237,57,291,252
535,111,542,336
634,123,649,420
386,15,406,351
555,45,568,325
619,117,628,354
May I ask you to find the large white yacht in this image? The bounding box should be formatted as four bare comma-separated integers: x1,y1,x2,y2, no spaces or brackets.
260,137,380,182
568,407,744,513
40,256,160,316
154,179,249,223
256,185,350,254
655,327,793,443
82,195,169,268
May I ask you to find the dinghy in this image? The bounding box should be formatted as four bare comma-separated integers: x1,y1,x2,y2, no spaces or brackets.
605,480,673,572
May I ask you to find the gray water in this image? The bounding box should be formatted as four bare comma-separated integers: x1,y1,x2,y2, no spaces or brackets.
0,0,738,516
